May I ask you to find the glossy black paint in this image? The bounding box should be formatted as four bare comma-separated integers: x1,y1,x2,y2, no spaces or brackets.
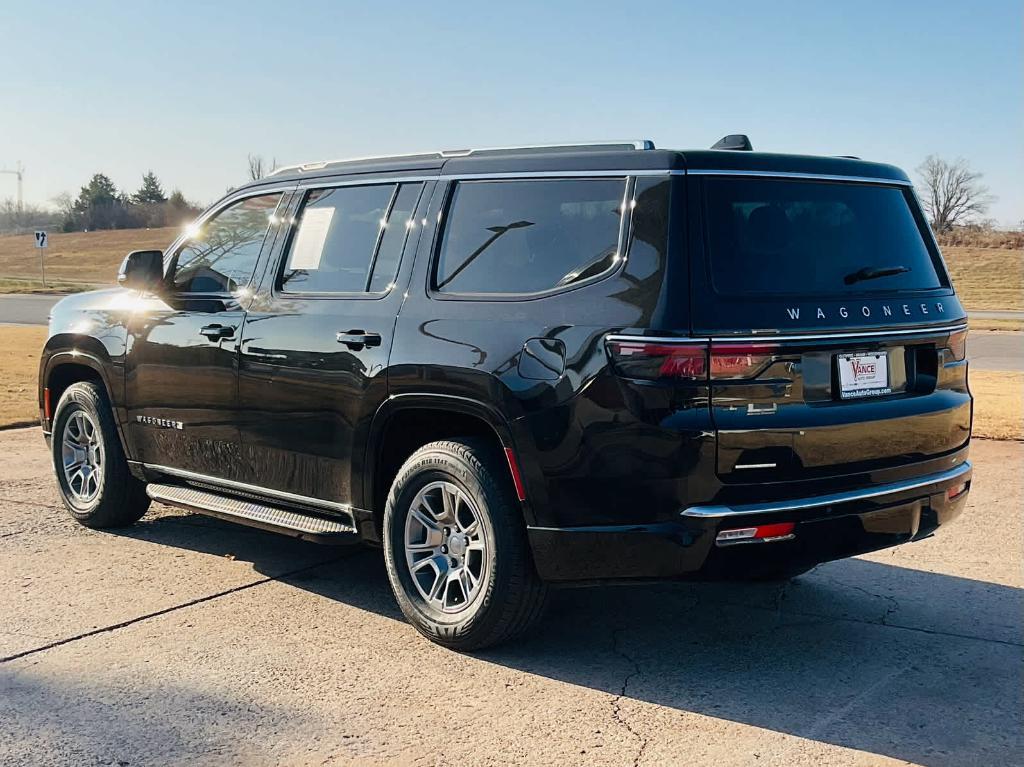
39,145,972,582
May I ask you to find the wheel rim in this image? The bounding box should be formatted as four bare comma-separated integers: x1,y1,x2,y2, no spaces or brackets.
60,410,103,503
404,480,490,614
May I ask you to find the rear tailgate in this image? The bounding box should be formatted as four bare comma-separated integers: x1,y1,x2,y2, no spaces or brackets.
687,171,971,484
709,325,970,482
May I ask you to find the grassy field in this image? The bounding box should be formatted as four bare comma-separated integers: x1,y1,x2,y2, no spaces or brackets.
943,246,1024,312
0,230,1019,310
2,325,1020,439
0,227,178,288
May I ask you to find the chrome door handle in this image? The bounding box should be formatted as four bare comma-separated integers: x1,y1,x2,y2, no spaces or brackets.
336,330,382,349
200,324,236,340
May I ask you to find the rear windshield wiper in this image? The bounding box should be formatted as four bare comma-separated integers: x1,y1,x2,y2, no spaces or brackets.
844,265,911,285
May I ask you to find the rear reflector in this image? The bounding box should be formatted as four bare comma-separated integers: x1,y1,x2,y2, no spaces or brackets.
946,481,968,500
504,447,527,502
43,387,52,421
716,522,796,546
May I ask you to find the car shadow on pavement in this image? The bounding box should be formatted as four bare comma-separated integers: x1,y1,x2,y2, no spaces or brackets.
117,512,1023,767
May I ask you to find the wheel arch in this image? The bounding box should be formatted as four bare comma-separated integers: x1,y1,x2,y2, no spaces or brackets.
41,339,128,455
362,394,533,542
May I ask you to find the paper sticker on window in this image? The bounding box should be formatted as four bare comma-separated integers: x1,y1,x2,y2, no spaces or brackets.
289,207,335,270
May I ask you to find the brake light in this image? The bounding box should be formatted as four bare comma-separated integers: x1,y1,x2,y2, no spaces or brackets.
943,329,968,362
716,522,796,545
607,341,707,380
709,343,779,379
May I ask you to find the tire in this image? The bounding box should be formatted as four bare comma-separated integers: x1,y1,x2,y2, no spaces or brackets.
51,381,150,528
383,439,548,651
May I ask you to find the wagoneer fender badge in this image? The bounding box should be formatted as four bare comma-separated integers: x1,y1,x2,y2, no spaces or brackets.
136,415,183,430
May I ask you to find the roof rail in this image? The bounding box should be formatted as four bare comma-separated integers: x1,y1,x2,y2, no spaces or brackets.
268,140,655,176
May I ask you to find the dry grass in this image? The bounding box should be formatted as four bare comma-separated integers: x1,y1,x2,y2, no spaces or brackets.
0,325,45,429
943,247,1024,312
971,371,1024,441
0,228,178,285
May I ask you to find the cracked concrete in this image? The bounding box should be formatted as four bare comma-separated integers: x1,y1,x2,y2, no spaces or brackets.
1,426,1022,766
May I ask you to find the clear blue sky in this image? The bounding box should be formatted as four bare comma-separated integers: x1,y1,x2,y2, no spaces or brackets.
1,0,1020,225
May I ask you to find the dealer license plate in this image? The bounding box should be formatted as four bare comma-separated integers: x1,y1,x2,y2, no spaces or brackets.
837,352,890,399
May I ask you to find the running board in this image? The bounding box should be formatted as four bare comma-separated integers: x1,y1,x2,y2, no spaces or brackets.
146,484,358,544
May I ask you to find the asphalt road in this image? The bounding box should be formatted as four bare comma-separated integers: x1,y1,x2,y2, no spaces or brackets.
0,293,62,325
0,427,1020,766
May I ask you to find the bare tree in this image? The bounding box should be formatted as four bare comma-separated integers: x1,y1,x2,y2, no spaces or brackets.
916,155,993,232
247,154,278,181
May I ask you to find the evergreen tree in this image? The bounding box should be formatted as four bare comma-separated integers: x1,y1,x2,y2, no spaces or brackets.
133,171,167,204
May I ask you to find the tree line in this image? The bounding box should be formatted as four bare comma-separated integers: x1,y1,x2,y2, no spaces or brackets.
52,171,202,232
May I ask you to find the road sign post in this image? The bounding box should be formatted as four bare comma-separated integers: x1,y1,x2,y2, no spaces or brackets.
34,231,48,288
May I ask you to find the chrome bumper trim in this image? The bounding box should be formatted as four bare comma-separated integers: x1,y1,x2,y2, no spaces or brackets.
681,461,972,519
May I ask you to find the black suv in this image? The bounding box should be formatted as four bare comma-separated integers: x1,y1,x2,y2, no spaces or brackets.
39,138,972,649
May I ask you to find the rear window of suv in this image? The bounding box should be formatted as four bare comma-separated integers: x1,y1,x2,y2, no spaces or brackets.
703,177,946,296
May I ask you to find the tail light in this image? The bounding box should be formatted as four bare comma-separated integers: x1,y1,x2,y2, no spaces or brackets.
946,481,968,500
607,338,782,381
607,340,706,380
942,329,968,363
709,343,779,379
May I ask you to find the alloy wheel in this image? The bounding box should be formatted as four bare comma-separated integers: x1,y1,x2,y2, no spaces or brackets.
403,480,491,614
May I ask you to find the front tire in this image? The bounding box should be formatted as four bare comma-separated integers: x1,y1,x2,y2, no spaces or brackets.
383,439,548,651
51,382,150,528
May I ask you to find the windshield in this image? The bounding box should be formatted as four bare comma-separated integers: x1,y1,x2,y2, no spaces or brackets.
704,178,946,296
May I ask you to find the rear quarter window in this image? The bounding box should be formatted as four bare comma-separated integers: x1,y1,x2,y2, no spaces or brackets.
703,178,946,296
434,178,627,295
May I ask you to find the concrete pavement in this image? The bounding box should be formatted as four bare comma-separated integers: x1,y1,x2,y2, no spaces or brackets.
0,426,1020,766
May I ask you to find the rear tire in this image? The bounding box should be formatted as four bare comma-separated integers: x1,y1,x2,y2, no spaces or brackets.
51,381,150,528
383,439,548,651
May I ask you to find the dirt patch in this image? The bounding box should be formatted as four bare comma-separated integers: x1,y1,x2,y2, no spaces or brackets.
0,325,46,428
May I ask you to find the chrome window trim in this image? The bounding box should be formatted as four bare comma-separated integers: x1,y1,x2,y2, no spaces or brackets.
142,463,352,516
606,322,967,345
681,169,912,186
681,461,971,518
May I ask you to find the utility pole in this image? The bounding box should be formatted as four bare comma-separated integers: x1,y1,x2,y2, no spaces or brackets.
0,162,25,213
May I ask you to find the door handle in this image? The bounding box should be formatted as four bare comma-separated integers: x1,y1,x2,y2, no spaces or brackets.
200,324,236,340
336,330,382,349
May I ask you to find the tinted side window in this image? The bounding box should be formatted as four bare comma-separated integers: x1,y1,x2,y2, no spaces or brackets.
435,178,626,295
280,185,396,294
172,193,282,293
367,183,424,293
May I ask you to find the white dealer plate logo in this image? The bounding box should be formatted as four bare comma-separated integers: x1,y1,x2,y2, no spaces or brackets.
838,353,890,399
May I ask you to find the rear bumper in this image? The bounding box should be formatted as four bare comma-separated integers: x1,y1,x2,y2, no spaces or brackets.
527,460,972,582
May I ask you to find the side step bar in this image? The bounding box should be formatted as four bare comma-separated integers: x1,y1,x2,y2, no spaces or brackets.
146,484,358,544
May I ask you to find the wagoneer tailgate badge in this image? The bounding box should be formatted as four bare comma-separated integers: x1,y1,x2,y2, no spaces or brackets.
785,301,947,322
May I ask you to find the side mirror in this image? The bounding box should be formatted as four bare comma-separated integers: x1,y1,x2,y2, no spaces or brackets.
117,250,165,292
